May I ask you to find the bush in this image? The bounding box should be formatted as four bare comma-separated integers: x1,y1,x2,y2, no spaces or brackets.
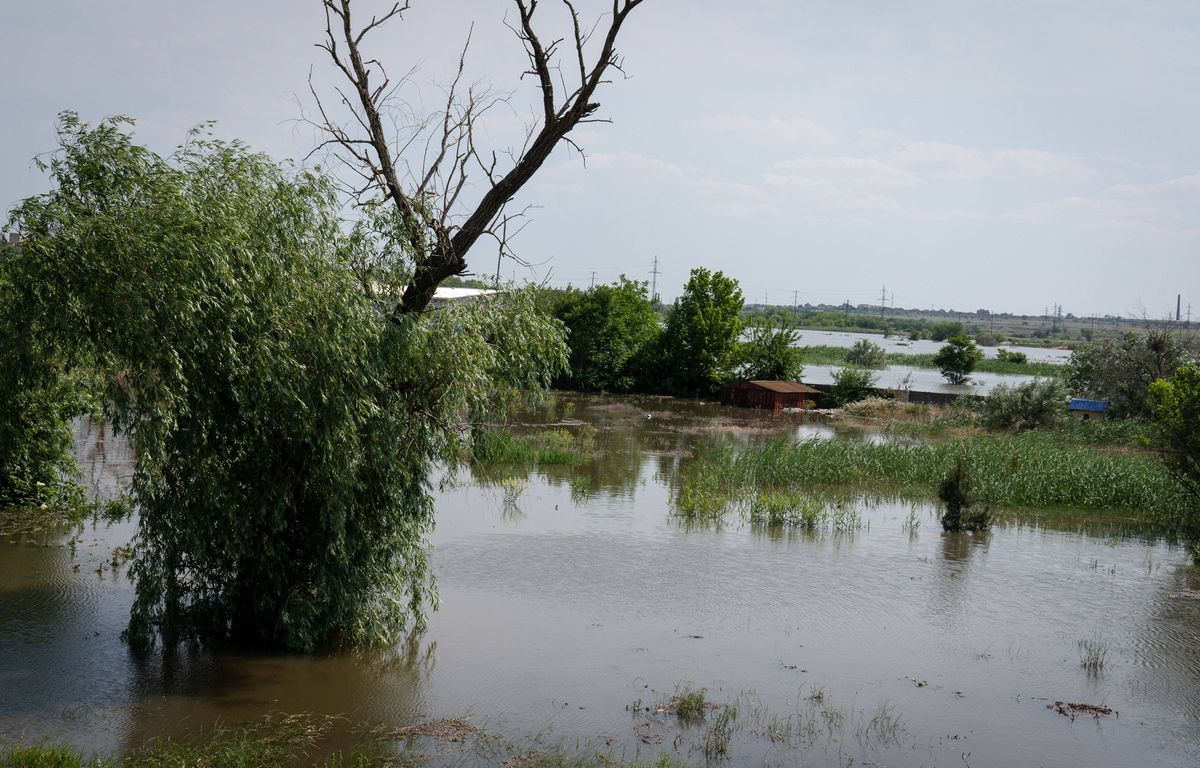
828,367,878,407
929,321,965,342
845,339,887,368
982,379,1067,431
1066,330,1192,418
1150,363,1200,529
995,348,1028,365
938,457,992,531
933,335,982,385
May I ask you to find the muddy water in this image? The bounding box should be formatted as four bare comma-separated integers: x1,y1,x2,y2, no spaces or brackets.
2,397,1199,767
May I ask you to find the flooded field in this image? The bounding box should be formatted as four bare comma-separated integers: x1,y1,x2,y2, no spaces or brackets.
799,362,1043,396
2,396,1199,767
792,329,1072,364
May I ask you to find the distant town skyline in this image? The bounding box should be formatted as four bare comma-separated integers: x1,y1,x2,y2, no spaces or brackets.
3,1,1198,316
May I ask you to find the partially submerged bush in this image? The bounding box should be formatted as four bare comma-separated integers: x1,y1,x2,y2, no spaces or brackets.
933,335,983,385
982,378,1067,432
828,367,879,408
995,348,1028,365
938,457,992,532
845,339,886,369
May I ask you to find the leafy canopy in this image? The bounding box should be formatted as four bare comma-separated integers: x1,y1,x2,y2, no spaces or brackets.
1150,362,1200,511
657,268,744,396
1066,330,1191,419
737,325,803,382
845,339,886,369
552,276,660,393
1,113,567,651
981,378,1067,432
933,335,982,385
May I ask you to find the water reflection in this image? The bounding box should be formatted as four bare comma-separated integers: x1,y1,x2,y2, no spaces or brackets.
2,395,1198,768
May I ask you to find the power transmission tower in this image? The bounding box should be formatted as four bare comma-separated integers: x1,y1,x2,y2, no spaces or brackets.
880,285,888,322
590,271,596,288
792,289,799,320
649,255,661,305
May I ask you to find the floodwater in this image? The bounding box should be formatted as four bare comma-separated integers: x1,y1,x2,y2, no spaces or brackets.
3,397,1199,767
793,329,1072,364
800,363,1045,396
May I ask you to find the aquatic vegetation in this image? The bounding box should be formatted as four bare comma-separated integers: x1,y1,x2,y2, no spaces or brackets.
797,345,1063,377
672,433,1187,525
0,714,379,768
669,686,709,722
470,427,595,467
938,458,992,532
702,704,738,759
1078,635,1109,675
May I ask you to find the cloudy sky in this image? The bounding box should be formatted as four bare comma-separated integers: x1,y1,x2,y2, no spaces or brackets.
3,1,1198,317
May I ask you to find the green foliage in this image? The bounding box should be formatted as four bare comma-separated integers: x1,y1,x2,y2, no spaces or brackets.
928,321,965,342
982,378,1068,432
0,714,385,768
1,114,566,651
671,433,1185,523
552,277,660,392
933,335,982,384
1150,363,1200,520
1066,330,1192,418
796,345,1062,377
469,427,594,466
654,268,744,396
937,457,992,531
671,687,708,722
737,324,802,381
845,339,886,368
828,367,878,407
0,377,92,511
995,348,1028,365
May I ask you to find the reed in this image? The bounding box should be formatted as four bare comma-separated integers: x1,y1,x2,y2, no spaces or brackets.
672,433,1187,526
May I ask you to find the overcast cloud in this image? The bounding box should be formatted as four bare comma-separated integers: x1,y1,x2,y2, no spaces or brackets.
3,1,1198,316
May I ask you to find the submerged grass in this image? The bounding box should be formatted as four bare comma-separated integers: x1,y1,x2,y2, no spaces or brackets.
469,426,595,467
0,714,384,768
673,432,1190,527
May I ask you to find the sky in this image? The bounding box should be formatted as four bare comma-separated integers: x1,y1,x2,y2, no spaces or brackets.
3,1,1199,317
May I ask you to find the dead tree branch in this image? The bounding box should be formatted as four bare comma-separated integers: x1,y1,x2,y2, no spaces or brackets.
314,0,645,318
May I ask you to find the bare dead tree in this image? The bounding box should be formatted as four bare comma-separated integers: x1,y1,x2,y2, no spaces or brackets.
312,0,646,318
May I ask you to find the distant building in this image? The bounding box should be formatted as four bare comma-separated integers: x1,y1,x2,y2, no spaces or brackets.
428,286,496,309
721,380,823,411
1068,398,1109,421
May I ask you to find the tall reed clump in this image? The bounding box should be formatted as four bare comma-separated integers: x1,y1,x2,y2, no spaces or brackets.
672,433,1186,525
469,426,594,466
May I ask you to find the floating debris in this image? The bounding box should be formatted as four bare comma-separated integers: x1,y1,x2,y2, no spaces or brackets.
1047,701,1117,720
389,718,480,742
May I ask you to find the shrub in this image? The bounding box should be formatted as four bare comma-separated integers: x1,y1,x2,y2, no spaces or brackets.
933,335,983,385
1065,329,1192,418
845,339,887,368
982,379,1067,431
828,367,878,407
938,457,992,531
996,348,1028,365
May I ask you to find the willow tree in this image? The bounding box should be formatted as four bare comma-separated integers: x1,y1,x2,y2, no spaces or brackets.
0,0,645,650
